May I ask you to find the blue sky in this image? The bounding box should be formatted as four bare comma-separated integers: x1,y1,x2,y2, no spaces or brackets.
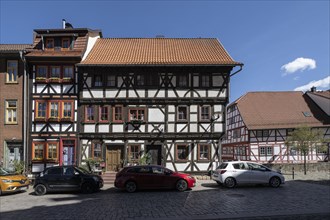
1,0,329,102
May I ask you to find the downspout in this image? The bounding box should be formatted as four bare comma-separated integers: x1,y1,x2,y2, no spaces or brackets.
19,50,28,172
219,64,243,164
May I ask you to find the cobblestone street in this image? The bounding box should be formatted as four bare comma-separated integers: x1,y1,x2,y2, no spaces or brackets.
1,176,329,220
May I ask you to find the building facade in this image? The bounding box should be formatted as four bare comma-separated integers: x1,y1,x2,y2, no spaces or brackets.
25,24,101,173
0,44,30,170
222,91,330,163
78,38,242,172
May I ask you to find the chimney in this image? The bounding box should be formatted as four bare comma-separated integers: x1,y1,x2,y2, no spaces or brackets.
311,86,316,92
62,19,66,29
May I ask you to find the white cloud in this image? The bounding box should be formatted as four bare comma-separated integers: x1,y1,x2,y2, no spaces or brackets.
294,76,330,91
281,57,316,75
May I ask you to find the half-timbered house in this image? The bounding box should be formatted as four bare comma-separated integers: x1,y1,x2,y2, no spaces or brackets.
0,44,30,170
78,38,243,173
25,22,101,173
222,91,330,163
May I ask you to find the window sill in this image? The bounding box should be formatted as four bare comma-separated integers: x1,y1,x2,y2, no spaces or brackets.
5,122,18,125
5,82,18,84
175,160,189,163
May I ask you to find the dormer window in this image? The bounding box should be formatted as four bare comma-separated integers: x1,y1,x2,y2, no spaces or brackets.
62,38,71,50
45,39,54,50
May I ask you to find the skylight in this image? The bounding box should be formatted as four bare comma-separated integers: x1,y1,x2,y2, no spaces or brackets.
303,112,312,117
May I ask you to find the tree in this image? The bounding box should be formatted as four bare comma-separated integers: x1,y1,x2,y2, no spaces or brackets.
285,125,327,175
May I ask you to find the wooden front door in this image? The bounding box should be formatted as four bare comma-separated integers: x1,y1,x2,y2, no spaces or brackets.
146,145,162,165
106,146,122,171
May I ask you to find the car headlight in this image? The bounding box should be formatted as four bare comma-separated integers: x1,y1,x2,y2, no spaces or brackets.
188,176,195,180
2,179,13,183
92,176,99,182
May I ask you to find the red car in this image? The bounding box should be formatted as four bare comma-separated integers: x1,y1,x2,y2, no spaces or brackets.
115,165,196,192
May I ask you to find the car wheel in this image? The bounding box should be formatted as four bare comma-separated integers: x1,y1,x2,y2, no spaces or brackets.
35,184,47,196
224,177,236,188
176,179,188,192
125,181,137,193
269,177,281,188
82,182,94,194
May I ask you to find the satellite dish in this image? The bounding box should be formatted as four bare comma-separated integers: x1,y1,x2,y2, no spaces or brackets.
65,22,73,29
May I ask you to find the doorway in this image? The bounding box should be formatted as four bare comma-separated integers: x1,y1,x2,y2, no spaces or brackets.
62,140,75,165
146,145,162,165
106,146,122,171
6,142,23,171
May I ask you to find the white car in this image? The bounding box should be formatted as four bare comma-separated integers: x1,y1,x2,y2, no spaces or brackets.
212,161,285,188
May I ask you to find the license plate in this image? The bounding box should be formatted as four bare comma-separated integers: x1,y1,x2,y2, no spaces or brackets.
20,186,28,191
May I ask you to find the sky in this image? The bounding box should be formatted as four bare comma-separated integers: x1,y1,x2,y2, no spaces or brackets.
0,0,329,102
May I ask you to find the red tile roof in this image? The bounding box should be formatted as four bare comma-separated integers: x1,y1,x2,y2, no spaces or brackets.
234,91,330,130
0,44,32,52
80,38,242,66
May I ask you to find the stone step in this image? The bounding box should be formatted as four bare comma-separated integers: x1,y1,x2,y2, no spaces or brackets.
101,172,117,184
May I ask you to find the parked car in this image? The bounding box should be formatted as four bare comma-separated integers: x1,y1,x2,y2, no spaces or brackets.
115,165,196,192
34,165,103,196
211,161,285,188
0,167,30,196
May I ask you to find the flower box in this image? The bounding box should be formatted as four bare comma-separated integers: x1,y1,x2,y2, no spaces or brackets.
61,78,73,83
48,117,60,122
34,117,46,122
61,117,73,122
48,77,61,83
35,77,47,83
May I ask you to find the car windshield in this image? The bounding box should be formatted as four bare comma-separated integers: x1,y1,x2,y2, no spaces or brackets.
0,167,16,176
75,166,91,174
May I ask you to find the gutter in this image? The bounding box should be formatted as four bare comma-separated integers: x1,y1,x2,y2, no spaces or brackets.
229,64,243,77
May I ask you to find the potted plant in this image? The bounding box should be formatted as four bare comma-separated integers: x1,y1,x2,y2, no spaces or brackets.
35,117,46,122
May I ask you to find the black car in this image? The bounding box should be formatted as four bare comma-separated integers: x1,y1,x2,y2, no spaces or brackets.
33,166,103,196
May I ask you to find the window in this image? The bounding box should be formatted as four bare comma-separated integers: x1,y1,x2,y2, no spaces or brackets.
6,60,18,83
50,66,61,78
47,167,62,175
47,143,58,160
201,74,210,87
113,106,123,122
177,106,188,121
49,102,59,118
233,129,241,138
45,38,54,49
5,100,17,124
36,66,48,78
260,146,273,156
62,102,73,119
136,74,145,86
99,106,109,122
85,105,95,122
36,101,47,119
62,38,70,49
107,75,116,87
200,106,211,121
198,144,210,161
256,130,269,138
33,143,44,160
176,144,189,161
94,75,103,87
129,108,145,121
128,145,140,162
177,74,188,87
93,143,102,159
63,66,74,79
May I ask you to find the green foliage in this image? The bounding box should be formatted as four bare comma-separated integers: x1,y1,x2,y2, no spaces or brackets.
138,152,152,165
285,125,326,154
285,125,326,174
13,160,25,174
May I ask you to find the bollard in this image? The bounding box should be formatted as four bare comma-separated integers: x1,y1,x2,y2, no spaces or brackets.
292,167,294,180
